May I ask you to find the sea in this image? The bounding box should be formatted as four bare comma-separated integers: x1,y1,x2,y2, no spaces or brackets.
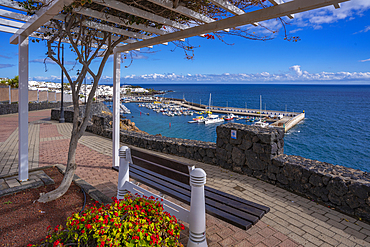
104,84,370,173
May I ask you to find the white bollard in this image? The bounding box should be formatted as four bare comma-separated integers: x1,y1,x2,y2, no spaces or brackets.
117,146,132,200
188,168,208,247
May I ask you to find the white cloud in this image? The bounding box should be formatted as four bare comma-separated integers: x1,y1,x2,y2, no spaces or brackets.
292,0,370,29
289,65,304,76
31,66,370,83
360,58,370,62
355,26,370,34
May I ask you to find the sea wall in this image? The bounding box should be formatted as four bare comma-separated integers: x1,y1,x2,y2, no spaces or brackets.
0,102,72,115
82,114,370,222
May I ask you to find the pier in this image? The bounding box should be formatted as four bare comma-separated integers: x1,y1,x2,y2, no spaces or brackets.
166,99,305,132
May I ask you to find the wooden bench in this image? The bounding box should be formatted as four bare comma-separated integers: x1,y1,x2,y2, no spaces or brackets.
113,147,269,231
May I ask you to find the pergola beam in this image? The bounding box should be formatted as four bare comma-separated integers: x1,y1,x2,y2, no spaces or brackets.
10,0,75,44
92,0,188,30
208,0,245,15
146,0,215,23
0,9,30,21
52,13,150,40
0,0,26,11
268,0,294,19
0,17,24,28
115,0,349,53
75,7,167,35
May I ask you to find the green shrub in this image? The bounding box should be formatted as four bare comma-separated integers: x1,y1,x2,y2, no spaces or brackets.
29,193,185,247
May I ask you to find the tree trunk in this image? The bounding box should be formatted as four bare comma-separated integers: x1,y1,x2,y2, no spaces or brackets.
38,129,79,203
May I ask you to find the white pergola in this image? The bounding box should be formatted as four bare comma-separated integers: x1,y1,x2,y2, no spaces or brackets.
0,0,348,181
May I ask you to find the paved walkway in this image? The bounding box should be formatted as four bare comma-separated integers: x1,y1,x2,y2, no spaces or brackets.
1,109,370,247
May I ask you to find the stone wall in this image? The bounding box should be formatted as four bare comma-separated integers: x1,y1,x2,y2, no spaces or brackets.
83,114,370,222
217,123,370,222
0,102,72,115
51,102,112,122
216,123,284,174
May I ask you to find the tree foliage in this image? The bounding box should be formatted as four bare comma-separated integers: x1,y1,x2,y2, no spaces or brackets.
0,75,19,88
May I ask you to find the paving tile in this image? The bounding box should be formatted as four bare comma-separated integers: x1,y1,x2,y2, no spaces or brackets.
234,240,253,247
301,233,324,246
232,230,251,242
255,243,268,247
316,233,339,246
5,178,20,188
219,237,236,246
248,233,265,245
341,220,362,231
259,227,277,238
333,234,356,247
287,233,310,246
315,226,336,238
326,219,347,230
344,227,366,240
278,239,299,247
273,232,289,242
301,226,320,237
348,235,370,246
262,236,281,247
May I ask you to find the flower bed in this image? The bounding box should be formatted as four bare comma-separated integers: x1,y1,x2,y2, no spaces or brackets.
30,193,185,247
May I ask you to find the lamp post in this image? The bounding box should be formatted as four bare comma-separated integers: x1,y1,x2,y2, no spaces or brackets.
59,44,65,123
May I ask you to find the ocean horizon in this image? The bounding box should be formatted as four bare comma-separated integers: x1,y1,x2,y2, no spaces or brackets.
105,83,370,173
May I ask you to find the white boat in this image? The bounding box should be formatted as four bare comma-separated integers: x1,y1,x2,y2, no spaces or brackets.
253,120,269,127
204,114,224,124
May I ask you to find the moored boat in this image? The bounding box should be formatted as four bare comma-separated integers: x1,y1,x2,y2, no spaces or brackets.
204,114,224,124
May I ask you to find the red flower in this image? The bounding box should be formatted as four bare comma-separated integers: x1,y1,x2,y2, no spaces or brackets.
53,239,61,247
86,224,92,229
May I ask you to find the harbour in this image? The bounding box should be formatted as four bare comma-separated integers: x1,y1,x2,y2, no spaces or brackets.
116,96,305,132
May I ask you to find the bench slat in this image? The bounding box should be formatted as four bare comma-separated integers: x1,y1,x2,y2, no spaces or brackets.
204,190,265,219
130,165,191,204
131,149,190,174
205,186,270,213
132,155,189,184
205,204,253,230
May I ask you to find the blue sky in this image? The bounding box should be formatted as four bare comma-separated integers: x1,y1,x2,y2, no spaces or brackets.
0,0,370,84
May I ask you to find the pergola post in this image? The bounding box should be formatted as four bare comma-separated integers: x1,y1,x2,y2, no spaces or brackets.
112,50,121,167
18,35,29,181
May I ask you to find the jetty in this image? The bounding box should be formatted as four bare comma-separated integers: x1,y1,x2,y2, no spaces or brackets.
166,99,305,132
